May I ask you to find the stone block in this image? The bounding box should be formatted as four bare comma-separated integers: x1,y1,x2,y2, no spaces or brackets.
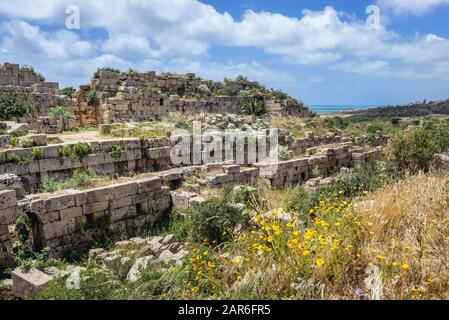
12,268,54,299
136,177,162,193
82,201,110,215
42,218,76,240
0,189,16,209
86,186,116,203
222,165,240,174
112,182,138,199
59,207,83,220
44,194,75,212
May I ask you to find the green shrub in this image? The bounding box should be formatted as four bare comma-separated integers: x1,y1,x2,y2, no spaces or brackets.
242,99,266,116
183,188,251,244
93,67,121,79
58,143,91,159
214,86,238,96
386,121,449,173
24,66,45,82
60,87,76,98
7,153,22,163
111,145,123,159
269,145,293,161
48,106,72,118
15,214,31,243
86,89,99,106
287,163,391,215
42,168,99,192
29,148,43,160
270,89,289,100
0,92,37,120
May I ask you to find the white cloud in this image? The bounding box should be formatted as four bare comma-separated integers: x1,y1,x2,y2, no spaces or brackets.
377,0,449,15
0,0,448,85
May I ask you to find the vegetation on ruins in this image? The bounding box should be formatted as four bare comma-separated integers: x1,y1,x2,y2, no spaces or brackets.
58,142,91,159
111,145,123,159
48,106,73,119
38,164,449,300
24,66,45,82
242,99,267,116
60,87,76,98
93,67,121,79
270,145,294,161
6,152,21,163
42,168,100,193
86,89,100,106
0,92,37,121
139,83,160,96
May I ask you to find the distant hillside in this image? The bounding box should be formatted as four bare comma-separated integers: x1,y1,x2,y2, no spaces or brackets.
346,99,449,122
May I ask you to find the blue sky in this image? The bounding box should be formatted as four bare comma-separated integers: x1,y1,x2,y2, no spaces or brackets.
1,0,448,106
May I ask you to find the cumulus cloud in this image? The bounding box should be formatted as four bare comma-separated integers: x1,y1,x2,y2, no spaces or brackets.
377,0,449,15
0,0,448,86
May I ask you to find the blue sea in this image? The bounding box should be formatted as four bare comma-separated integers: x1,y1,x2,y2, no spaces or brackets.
309,105,382,114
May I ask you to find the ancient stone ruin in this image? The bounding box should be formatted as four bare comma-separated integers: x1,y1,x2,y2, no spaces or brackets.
0,63,76,134
0,63,387,298
73,69,310,126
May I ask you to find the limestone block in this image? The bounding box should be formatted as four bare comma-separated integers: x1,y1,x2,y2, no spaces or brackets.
59,206,83,220
111,182,138,199
12,268,54,299
110,206,137,223
0,189,16,209
222,165,240,174
127,256,154,283
82,201,109,215
111,196,133,209
35,211,60,224
86,186,116,203
44,194,75,212
42,218,76,240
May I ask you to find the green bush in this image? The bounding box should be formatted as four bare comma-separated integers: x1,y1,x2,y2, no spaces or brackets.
58,142,91,159
86,89,99,106
42,168,99,193
242,99,266,116
93,67,121,79
178,188,252,244
6,153,22,163
48,106,72,118
60,87,76,98
0,92,37,120
287,163,391,215
111,145,123,159
386,121,449,173
29,148,43,160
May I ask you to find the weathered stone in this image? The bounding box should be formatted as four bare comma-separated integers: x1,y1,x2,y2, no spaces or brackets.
162,234,177,246
0,189,16,209
12,267,54,299
127,256,154,283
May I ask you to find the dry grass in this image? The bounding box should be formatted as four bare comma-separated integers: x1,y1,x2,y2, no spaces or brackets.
359,173,449,299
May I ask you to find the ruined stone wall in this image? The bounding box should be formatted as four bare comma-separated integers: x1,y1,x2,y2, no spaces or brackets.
16,176,171,256
0,83,72,118
0,63,73,119
74,70,309,126
0,190,16,266
0,63,42,87
255,145,352,189
291,133,343,155
0,137,174,194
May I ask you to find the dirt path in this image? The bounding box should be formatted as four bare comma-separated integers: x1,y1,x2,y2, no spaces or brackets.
48,130,106,143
